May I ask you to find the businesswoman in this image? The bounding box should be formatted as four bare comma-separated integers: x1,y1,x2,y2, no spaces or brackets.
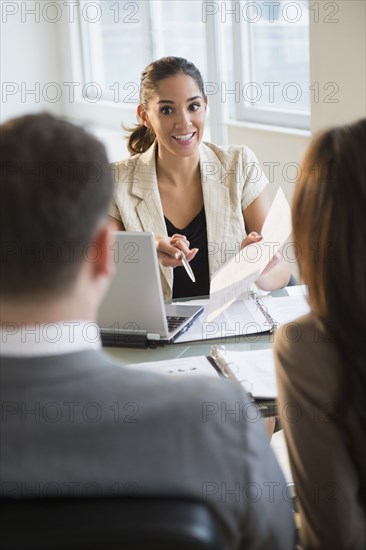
110,56,291,299
274,119,366,549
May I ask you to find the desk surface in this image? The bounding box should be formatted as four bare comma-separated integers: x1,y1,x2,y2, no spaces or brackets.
105,333,273,364
103,286,297,365
103,287,304,419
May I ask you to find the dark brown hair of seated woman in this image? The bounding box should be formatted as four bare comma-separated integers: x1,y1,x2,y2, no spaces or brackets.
292,118,366,439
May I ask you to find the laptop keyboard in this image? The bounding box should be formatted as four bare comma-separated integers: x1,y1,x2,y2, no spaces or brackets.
166,315,187,332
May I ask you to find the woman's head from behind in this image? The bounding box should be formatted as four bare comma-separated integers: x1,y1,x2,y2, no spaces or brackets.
292,118,366,324
293,119,366,427
127,57,206,155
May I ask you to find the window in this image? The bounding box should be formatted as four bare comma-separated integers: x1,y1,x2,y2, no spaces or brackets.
72,0,221,140
223,0,310,129
79,1,209,99
69,0,310,139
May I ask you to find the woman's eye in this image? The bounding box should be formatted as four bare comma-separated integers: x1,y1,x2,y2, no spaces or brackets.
161,106,173,115
189,103,200,112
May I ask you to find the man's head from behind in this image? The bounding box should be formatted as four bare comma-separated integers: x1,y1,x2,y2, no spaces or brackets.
1,113,114,321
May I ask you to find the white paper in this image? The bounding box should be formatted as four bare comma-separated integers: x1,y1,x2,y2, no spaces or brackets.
247,294,310,327
124,356,219,378
174,292,310,344
218,348,277,398
175,297,269,344
208,188,292,321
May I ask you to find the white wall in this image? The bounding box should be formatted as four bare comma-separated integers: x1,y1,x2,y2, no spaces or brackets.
0,1,63,122
227,123,309,202
310,0,366,133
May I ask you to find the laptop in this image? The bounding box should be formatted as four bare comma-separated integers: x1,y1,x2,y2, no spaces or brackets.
98,232,204,347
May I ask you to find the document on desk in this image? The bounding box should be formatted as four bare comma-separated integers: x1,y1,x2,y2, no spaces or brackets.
124,356,220,378
250,293,310,327
174,289,310,344
126,349,276,399
212,348,277,398
208,187,292,321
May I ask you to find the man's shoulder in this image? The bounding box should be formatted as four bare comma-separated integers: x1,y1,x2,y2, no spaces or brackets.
1,349,256,441
93,356,254,430
1,348,246,399
118,364,253,411
0,349,124,385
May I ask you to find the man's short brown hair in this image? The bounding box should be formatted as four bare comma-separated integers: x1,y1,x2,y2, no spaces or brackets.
0,113,113,298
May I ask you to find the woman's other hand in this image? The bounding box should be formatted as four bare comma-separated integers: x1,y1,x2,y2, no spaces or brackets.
155,234,198,267
240,231,291,290
240,231,263,249
256,252,291,290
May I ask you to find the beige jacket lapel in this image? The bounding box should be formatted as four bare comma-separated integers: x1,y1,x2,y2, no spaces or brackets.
199,143,230,279
131,143,173,296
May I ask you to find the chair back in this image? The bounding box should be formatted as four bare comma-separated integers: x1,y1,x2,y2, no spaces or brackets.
1,496,227,550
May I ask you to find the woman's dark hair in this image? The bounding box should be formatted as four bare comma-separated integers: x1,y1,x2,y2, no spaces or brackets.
126,57,205,155
292,118,366,433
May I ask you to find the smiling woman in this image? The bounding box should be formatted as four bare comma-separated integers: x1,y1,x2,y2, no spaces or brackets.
109,56,291,300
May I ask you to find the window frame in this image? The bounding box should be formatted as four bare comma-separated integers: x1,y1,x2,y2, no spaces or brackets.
229,0,310,130
60,0,310,140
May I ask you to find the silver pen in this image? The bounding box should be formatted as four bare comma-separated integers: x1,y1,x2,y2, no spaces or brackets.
180,251,196,283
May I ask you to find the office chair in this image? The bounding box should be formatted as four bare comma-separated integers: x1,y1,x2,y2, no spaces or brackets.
0,496,227,550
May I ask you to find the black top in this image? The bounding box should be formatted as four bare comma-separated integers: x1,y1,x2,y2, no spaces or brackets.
164,208,210,299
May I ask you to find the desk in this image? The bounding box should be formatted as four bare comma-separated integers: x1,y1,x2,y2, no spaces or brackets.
104,286,299,363
103,287,301,419
105,338,276,418
104,330,273,362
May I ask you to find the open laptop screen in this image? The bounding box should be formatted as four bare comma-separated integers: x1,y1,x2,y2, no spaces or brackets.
98,232,203,346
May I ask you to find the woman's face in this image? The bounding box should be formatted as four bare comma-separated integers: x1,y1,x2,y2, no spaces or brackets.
138,73,207,159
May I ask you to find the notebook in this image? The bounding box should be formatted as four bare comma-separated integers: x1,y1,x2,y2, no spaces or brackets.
98,232,203,347
174,288,310,343
124,346,277,415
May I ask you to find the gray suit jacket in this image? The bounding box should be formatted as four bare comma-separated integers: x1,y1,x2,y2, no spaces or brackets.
1,350,295,549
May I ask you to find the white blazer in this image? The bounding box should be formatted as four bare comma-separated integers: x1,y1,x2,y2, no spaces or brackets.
110,141,268,300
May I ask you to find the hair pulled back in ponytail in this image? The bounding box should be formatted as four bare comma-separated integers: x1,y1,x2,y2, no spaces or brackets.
126,124,155,156
125,56,205,156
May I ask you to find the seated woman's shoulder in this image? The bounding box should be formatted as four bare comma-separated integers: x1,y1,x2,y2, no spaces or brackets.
274,311,341,372
274,311,337,353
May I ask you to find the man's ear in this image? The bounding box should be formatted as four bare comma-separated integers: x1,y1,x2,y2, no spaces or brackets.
92,221,115,280
137,104,150,128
